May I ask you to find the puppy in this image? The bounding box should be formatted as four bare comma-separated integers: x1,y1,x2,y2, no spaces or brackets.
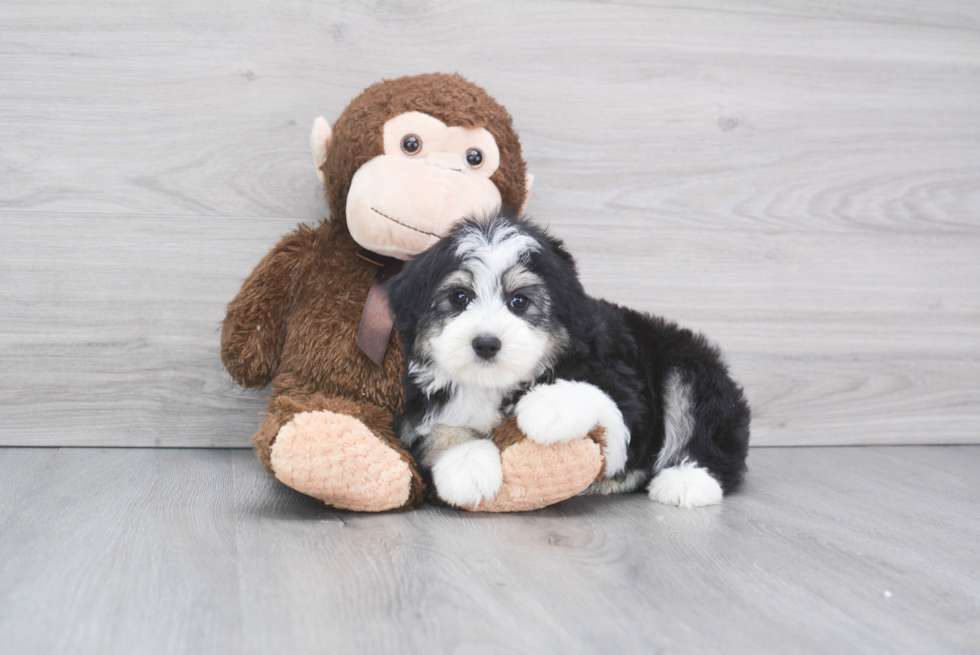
386,213,750,509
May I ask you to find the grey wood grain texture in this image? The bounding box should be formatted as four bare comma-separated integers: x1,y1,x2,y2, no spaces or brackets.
1,446,978,654
3,213,978,447
0,448,242,654
1,0,979,446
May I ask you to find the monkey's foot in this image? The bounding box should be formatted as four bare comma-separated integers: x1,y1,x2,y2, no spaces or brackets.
270,410,415,512
461,419,605,512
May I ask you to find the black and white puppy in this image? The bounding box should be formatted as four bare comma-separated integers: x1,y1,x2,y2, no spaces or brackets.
386,213,750,509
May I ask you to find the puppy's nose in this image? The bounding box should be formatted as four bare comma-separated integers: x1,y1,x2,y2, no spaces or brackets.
472,335,501,360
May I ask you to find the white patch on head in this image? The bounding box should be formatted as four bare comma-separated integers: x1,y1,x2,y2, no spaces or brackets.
648,460,723,508
515,379,630,478
656,369,694,472
431,439,503,508
454,219,541,288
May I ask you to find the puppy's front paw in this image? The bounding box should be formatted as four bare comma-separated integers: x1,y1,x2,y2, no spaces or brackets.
516,379,604,445
432,439,503,508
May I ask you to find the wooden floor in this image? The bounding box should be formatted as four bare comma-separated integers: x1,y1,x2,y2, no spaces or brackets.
1,446,977,654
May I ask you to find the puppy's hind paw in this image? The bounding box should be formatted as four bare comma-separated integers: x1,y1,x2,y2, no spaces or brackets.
432,439,503,509
515,379,603,445
648,462,723,508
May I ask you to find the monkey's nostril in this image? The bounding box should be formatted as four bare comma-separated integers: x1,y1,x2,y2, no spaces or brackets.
472,335,501,360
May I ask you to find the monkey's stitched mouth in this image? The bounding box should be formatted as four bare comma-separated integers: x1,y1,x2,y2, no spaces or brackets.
371,207,440,238
423,160,463,173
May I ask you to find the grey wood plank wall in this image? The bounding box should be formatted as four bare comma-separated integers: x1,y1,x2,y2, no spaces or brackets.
1,1,978,447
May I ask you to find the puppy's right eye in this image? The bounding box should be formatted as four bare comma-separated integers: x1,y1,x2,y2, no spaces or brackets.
450,290,471,308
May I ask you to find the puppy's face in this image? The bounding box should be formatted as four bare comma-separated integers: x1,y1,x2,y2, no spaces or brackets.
388,215,577,392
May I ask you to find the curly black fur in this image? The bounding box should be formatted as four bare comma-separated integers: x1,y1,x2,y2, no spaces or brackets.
387,212,750,496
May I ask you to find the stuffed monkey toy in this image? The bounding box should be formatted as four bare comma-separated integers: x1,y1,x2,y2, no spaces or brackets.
221,73,605,511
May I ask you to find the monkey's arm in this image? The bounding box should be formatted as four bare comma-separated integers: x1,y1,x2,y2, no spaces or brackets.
459,419,606,512
221,231,309,388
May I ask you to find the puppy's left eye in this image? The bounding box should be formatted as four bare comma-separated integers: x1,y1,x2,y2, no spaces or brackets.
450,290,471,308
508,294,529,313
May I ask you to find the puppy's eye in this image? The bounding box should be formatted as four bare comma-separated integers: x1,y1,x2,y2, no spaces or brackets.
465,148,484,168
509,294,529,313
450,289,471,308
401,134,422,155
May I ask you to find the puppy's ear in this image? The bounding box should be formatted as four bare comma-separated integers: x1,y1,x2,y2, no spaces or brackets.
386,236,460,346
543,233,577,270
385,265,424,346
528,225,593,355
524,222,582,286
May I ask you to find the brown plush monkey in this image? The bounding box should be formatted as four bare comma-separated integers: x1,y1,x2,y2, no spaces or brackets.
222,73,604,511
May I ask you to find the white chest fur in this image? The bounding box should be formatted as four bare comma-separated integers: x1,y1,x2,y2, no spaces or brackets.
428,386,508,434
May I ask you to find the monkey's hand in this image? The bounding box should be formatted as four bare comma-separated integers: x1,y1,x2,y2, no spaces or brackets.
458,418,606,513
221,232,307,388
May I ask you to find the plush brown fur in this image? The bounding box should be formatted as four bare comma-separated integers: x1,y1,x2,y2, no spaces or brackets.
492,419,609,483
223,73,596,512
222,218,424,507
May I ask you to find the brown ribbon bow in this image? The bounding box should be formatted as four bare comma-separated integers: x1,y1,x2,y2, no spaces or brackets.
355,249,404,366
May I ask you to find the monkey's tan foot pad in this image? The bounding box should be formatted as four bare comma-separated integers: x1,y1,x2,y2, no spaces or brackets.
463,437,603,512
270,410,413,512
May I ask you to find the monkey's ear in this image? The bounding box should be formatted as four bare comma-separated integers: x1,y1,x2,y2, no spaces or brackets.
520,173,534,212
310,116,333,185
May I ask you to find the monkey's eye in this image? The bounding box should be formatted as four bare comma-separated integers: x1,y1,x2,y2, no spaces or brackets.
465,148,484,168
401,134,422,155
508,294,529,314
450,289,471,308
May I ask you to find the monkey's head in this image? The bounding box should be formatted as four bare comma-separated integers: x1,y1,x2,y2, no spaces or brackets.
311,73,533,260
